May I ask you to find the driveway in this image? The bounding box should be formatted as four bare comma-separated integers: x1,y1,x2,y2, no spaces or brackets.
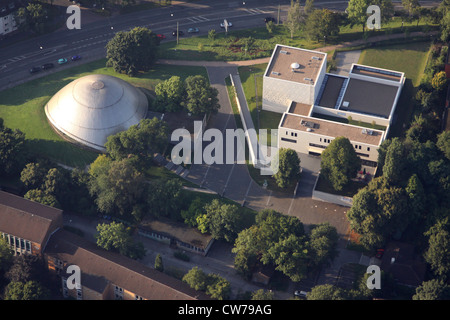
330,50,361,76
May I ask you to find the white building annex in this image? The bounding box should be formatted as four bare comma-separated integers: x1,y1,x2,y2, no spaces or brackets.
263,44,405,169
45,74,148,152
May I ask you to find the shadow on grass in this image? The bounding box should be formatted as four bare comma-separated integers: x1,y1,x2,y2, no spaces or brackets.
25,138,99,169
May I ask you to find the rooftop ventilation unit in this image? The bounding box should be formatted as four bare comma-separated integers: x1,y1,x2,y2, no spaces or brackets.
362,129,375,135
312,56,321,60
342,101,349,108
291,62,300,72
304,78,313,82
272,71,281,76
280,50,289,54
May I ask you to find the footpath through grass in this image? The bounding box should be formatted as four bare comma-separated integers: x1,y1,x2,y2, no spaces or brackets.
0,59,208,168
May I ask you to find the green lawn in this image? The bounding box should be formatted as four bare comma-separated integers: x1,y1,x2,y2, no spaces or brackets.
357,40,432,138
0,59,208,168
158,17,438,62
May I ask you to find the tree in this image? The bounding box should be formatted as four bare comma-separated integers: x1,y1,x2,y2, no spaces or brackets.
382,137,406,185
308,223,339,267
20,162,48,190
413,279,450,300
266,20,275,34
182,266,208,291
184,75,220,115
320,137,361,191
0,237,13,275
251,289,275,300
405,174,426,223
154,253,164,272
424,218,450,278
437,131,450,160
153,76,185,112
96,222,145,259
181,197,206,227
304,0,315,15
273,148,300,188
24,189,61,208
285,0,302,39
441,11,450,42
347,177,409,250
346,0,371,32
431,71,448,92
5,254,46,284
88,158,146,219
0,124,26,177
106,27,160,76
196,199,241,242
4,281,50,300
208,29,216,45
14,3,47,34
105,117,169,163
304,9,340,42
307,284,346,300
205,273,231,300
146,179,183,219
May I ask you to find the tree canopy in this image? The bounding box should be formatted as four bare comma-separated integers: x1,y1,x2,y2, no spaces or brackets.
106,27,160,76
273,148,301,188
320,137,361,191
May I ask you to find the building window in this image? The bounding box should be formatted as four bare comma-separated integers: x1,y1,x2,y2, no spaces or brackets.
367,147,370,151
281,137,297,143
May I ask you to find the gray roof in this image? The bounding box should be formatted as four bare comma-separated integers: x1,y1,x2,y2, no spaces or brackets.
45,74,148,151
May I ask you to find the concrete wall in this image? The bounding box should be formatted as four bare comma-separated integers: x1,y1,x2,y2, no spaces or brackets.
262,76,317,113
312,105,391,127
312,189,353,207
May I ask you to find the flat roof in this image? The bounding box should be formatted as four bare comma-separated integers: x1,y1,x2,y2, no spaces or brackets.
265,45,326,85
351,65,403,82
280,113,384,145
288,102,312,116
316,74,346,109
339,78,399,118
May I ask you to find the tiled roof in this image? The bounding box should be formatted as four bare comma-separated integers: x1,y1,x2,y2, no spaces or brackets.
0,191,62,244
45,229,211,300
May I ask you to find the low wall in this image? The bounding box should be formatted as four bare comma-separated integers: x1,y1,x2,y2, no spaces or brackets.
312,189,353,207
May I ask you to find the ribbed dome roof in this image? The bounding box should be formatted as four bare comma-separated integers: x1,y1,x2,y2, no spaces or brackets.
45,74,148,151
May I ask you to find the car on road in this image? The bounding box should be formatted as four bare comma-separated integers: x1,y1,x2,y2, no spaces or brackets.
172,30,184,36
220,21,232,28
41,63,54,70
188,27,199,33
71,55,82,61
294,290,308,299
58,58,68,65
156,34,166,40
264,17,275,23
375,249,385,259
29,66,41,74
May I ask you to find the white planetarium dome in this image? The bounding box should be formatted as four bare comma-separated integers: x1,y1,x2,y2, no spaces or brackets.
45,74,148,151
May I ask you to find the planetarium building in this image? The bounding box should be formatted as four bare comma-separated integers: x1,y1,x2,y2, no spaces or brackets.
45,74,148,151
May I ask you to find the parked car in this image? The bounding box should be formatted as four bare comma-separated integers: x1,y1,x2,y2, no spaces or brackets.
58,58,68,65
172,30,184,36
264,17,275,23
375,249,385,259
220,21,232,28
41,63,54,70
188,27,199,33
156,34,166,40
29,66,41,74
294,290,307,298
71,55,82,61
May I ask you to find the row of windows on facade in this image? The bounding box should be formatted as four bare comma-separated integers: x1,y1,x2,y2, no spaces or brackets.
61,276,143,300
1,232,32,254
139,229,206,253
284,131,371,152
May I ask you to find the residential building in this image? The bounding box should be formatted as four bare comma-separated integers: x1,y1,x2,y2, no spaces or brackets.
0,0,19,36
0,190,63,256
45,229,211,300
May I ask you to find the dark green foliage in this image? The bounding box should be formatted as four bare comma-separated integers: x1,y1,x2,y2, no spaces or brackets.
106,27,160,76
0,123,26,177
273,148,301,188
184,75,220,115
320,137,361,191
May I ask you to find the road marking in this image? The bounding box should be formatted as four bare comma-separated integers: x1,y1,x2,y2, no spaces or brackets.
188,16,209,23
222,162,236,195
266,190,272,206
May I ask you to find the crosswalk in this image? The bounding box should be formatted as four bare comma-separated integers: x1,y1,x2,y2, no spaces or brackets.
187,16,209,23
244,8,272,15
